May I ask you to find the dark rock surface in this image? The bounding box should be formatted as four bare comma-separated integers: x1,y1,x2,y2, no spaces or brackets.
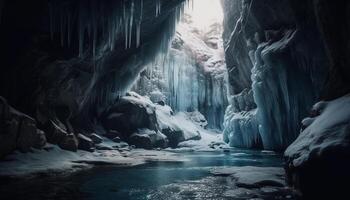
101,92,159,140
0,97,47,158
0,0,185,134
77,133,94,152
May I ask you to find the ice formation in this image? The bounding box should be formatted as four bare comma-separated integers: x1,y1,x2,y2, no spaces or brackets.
251,30,317,150
223,28,323,150
223,89,262,148
132,14,228,129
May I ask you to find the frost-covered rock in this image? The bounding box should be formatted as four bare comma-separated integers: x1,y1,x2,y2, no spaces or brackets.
284,94,350,198
156,105,201,147
101,92,202,149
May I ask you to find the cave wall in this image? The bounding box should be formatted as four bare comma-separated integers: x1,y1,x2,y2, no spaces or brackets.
0,0,185,132
222,0,333,150
0,0,186,156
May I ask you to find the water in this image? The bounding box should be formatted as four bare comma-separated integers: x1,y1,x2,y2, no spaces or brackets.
1,149,287,200
80,150,283,200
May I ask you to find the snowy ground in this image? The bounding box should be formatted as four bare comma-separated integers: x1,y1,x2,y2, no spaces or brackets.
0,143,186,177
0,129,227,177
171,129,229,152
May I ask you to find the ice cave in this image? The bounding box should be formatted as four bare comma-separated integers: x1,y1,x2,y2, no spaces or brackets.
0,0,350,199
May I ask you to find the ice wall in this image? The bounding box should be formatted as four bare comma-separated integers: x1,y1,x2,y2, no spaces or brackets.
223,89,262,148
252,30,318,150
222,0,329,150
133,47,228,129
132,15,228,130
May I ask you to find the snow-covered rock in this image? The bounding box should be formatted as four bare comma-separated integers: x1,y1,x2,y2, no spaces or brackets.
100,92,202,149
211,166,285,188
101,92,159,139
284,94,350,198
156,105,201,147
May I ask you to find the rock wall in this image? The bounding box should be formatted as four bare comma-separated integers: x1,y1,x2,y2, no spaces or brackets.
223,0,350,197
222,0,329,150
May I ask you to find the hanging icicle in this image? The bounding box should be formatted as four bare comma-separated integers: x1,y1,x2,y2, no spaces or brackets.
155,0,161,17
48,0,189,58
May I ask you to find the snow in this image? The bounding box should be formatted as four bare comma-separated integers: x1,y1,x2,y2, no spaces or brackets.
176,129,227,151
156,105,201,140
285,94,350,167
0,143,185,177
210,166,285,188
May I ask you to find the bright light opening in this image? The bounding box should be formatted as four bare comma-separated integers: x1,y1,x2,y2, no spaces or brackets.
185,0,224,31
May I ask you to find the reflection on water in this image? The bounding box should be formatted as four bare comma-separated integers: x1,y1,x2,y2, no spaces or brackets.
80,149,283,200
0,149,284,200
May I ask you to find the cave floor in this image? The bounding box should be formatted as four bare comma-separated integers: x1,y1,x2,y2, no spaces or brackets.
0,149,300,200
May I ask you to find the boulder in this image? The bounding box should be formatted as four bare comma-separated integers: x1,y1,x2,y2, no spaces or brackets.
129,129,168,149
0,119,19,158
43,120,78,152
112,136,121,143
90,133,103,144
77,133,94,152
0,97,47,157
284,94,350,198
101,92,159,139
58,134,78,152
104,130,123,140
16,117,46,152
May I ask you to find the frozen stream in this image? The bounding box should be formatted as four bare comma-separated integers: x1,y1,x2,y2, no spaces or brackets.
1,149,299,200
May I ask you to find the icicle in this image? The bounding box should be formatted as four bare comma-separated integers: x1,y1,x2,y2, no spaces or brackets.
128,0,134,48
156,0,161,17
136,0,143,48
123,2,128,49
